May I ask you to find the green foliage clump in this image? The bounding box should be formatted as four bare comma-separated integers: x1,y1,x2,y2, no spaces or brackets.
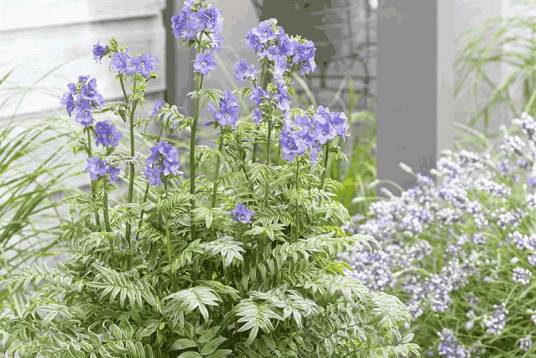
0,3,416,357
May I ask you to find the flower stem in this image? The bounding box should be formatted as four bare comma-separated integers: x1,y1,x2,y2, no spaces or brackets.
211,134,224,208
190,74,204,240
85,128,101,229
320,141,330,188
162,199,175,289
103,185,112,232
125,87,138,243
276,130,281,165
294,160,300,240
252,60,270,163
264,119,272,207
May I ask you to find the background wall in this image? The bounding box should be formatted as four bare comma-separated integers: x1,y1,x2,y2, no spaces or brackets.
0,0,166,122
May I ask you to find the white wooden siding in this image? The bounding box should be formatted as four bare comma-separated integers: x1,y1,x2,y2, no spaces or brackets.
0,0,166,120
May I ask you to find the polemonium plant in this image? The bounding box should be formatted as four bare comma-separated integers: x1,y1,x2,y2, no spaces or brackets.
1,1,417,357
346,113,536,356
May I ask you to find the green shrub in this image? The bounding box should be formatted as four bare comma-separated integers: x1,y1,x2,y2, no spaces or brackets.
0,2,416,357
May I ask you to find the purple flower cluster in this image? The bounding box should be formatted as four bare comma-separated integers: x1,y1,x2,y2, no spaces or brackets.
232,203,255,224
233,59,257,82
437,329,468,358
110,51,158,79
87,157,120,183
484,305,508,336
145,141,181,186
345,113,536,353
95,120,122,148
61,76,104,127
171,0,223,50
520,335,533,352
245,19,316,76
280,106,348,162
209,91,239,128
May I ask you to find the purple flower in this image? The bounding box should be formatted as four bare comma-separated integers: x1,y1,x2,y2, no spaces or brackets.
252,108,262,125
145,141,181,186
61,85,76,117
193,52,216,75
95,120,122,148
61,76,104,127
234,59,257,81
211,90,239,128
151,99,165,117
245,19,277,54
291,40,316,75
250,87,268,106
87,157,119,183
274,81,290,113
93,42,108,62
87,157,107,181
132,53,158,79
232,203,255,223
108,165,121,183
111,51,135,75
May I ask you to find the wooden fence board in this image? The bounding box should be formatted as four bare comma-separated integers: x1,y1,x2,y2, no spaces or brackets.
0,0,165,32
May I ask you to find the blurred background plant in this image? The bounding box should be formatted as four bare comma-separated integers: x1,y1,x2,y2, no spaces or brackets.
346,113,536,356
0,71,71,311
456,12,536,130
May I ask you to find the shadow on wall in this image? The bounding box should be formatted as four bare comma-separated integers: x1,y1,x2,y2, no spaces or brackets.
261,0,336,66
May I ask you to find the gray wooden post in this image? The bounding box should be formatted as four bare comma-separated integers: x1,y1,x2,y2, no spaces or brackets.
164,0,194,112
376,0,454,190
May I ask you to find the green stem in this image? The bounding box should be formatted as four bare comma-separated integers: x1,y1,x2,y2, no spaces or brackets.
190,74,204,241
294,160,300,240
125,94,138,243
252,142,258,163
263,119,273,207
252,60,270,163
320,141,330,188
211,134,224,208
86,128,101,229
276,130,281,165
103,183,112,232
134,184,150,241
163,207,176,289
